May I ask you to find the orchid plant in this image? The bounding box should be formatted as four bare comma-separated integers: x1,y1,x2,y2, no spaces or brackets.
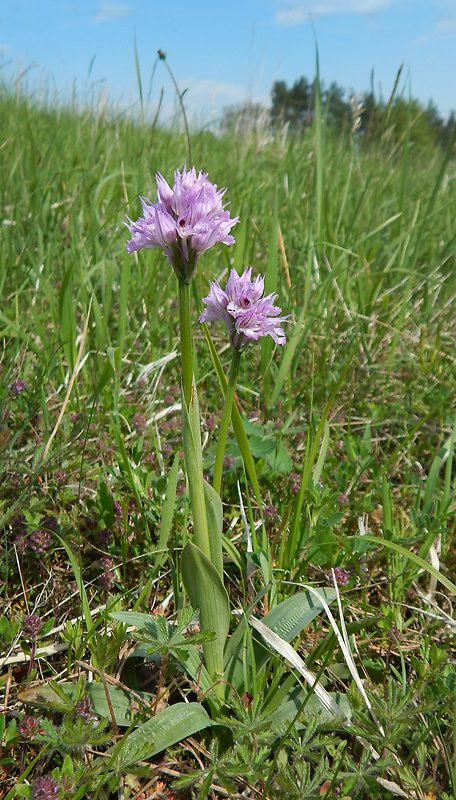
106,164,359,766
125,166,288,697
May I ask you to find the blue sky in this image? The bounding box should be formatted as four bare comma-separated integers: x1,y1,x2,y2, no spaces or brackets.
2,1,456,125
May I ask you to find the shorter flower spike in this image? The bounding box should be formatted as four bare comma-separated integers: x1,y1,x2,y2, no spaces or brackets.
199,267,289,350
125,166,239,282
23,614,43,640
31,775,62,800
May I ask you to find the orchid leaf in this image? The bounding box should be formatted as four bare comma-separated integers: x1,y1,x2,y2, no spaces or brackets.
112,702,212,765
181,542,230,689
203,478,223,577
181,377,211,560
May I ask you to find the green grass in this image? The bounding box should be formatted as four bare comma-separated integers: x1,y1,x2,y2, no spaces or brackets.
1,76,456,799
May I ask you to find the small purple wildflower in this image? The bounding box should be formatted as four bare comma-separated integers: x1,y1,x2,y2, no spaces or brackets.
125,166,239,282
202,416,217,431
330,567,349,586
76,696,96,721
337,493,349,505
289,471,300,494
53,469,67,485
29,529,52,554
18,715,40,739
263,504,277,518
98,528,113,546
99,556,115,590
11,515,26,533
199,267,289,351
8,379,28,395
14,532,29,554
387,626,401,641
113,500,123,518
41,515,58,532
31,775,62,800
133,413,147,431
100,555,114,571
99,571,115,590
23,614,43,640
223,454,236,469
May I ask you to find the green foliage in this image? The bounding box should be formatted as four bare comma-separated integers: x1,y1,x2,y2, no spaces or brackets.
111,702,213,766
1,68,456,798
268,70,455,148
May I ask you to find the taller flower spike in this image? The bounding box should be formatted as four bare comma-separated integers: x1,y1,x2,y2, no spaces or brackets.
125,166,239,282
200,266,290,351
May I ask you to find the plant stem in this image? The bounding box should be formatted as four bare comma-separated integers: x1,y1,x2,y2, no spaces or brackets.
178,279,193,407
213,348,242,496
178,278,211,561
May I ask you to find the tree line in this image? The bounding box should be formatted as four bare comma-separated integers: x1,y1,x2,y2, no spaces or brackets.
221,74,456,149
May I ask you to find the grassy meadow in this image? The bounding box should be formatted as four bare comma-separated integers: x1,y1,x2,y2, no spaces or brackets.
1,75,456,799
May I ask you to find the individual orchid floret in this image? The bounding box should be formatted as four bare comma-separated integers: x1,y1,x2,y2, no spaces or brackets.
125,166,239,282
199,267,289,350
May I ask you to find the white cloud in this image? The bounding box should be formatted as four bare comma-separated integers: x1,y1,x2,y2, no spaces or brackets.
185,78,247,107
275,0,404,26
145,77,252,126
435,16,456,33
178,78,253,121
94,1,132,23
414,12,456,43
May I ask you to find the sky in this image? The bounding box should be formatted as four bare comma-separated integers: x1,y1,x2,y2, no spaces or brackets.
1,0,456,126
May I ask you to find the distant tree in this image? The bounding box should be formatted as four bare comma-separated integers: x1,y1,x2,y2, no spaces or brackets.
269,73,454,151
325,81,351,130
271,77,354,132
383,97,441,148
270,77,312,129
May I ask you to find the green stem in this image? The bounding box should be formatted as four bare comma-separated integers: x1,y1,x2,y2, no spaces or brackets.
178,278,211,561
213,348,242,496
178,279,193,407
177,277,225,698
